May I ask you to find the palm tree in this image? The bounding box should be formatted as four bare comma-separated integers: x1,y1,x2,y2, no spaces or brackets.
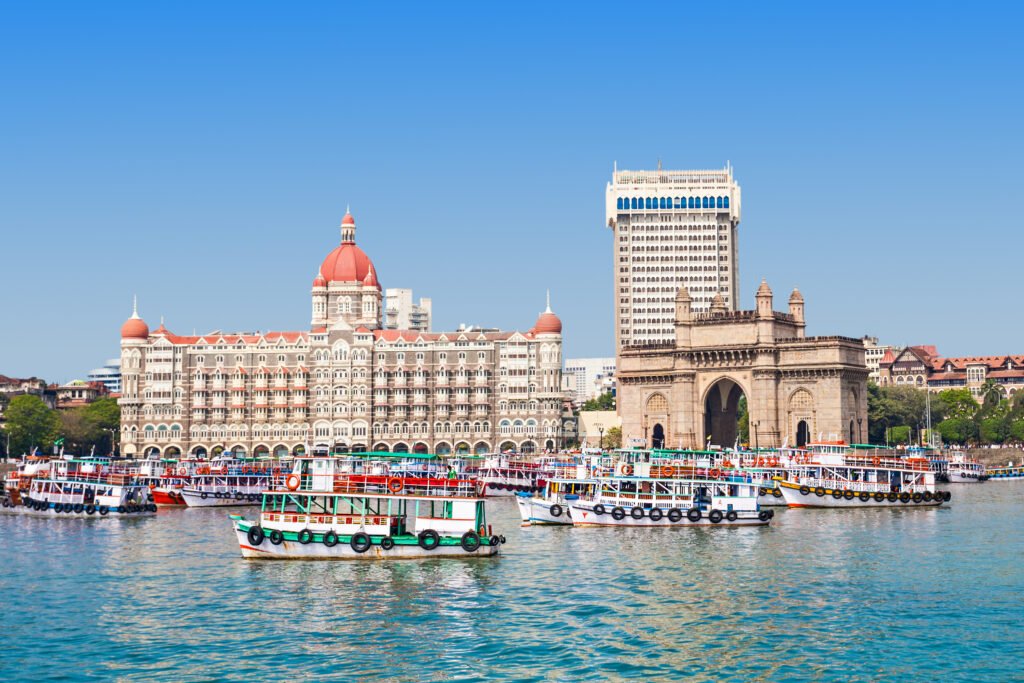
980,379,1005,410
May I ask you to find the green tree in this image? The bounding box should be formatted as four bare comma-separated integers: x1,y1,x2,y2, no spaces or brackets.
736,395,750,444
979,413,1010,444
581,392,615,411
83,397,120,454
937,417,976,445
937,388,979,420
601,426,622,449
1009,418,1024,444
4,395,59,455
888,425,911,444
59,408,102,455
980,379,1005,411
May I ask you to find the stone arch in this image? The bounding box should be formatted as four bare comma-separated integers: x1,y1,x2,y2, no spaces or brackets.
372,442,390,452
644,392,671,449
413,442,429,454
272,444,289,458
190,445,208,458
164,445,181,457
393,442,409,453
473,441,490,455
435,441,452,455
519,440,536,454
499,440,517,452
252,444,270,458
702,377,749,448
788,388,814,446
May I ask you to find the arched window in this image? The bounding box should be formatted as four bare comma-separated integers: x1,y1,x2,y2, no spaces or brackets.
688,197,695,208
724,196,730,208
616,198,623,210
716,196,723,208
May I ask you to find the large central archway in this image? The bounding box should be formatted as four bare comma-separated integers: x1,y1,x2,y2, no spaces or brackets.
704,378,746,448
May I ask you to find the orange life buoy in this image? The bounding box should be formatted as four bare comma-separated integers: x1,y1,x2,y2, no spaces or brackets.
286,474,301,491
242,466,252,474
273,467,281,476
768,458,778,468
872,456,880,467
709,468,722,479
723,460,733,469
387,477,404,493
164,467,174,477
663,465,676,478
622,464,634,476
178,467,187,477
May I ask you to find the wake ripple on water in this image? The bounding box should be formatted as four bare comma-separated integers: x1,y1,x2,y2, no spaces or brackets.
1,484,1023,682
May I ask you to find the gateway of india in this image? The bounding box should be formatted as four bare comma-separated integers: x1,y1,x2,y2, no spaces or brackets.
609,166,869,449
118,212,564,458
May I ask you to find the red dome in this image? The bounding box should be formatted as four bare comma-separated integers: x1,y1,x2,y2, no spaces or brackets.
341,212,355,226
319,243,380,289
312,272,327,287
121,316,149,339
534,311,562,334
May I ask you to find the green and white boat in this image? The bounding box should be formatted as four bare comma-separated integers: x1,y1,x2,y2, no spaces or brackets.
230,454,504,560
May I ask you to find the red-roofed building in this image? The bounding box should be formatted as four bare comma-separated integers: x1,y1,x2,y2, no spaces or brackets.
878,346,1024,399
118,211,565,458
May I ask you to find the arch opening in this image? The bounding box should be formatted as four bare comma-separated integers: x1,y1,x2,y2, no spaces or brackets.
704,379,746,448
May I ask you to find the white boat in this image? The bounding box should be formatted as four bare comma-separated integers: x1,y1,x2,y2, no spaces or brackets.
230,454,504,560
515,469,599,525
565,452,772,527
946,455,988,483
776,442,949,508
1,458,155,517
477,454,552,497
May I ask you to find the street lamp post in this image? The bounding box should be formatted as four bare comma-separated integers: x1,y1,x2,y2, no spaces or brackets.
596,423,604,450
752,420,759,451
857,417,863,444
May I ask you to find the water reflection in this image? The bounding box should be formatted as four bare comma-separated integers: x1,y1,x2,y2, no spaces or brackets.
1,484,1022,681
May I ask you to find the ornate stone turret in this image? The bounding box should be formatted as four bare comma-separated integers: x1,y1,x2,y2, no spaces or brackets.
674,285,692,347
789,288,805,338
709,292,727,314
755,279,773,319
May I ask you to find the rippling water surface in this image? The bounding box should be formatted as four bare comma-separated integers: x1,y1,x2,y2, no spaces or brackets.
2,484,1022,682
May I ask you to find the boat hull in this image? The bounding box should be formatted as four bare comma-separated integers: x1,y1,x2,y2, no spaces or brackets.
152,487,187,506
0,501,155,518
181,488,261,507
232,521,500,560
515,495,573,525
946,472,988,484
567,502,769,527
778,482,946,508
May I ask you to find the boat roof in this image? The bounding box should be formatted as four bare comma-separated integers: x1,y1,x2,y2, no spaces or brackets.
262,489,485,502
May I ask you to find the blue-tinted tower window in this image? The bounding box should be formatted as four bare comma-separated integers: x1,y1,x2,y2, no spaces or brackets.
724,196,730,208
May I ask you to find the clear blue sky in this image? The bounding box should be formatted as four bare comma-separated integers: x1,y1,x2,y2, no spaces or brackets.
1,2,1021,383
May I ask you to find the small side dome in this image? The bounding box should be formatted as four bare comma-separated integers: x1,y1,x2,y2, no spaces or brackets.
789,287,804,303
362,263,380,289
534,311,562,334
341,212,355,226
121,298,149,339
756,279,773,297
313,272,327,288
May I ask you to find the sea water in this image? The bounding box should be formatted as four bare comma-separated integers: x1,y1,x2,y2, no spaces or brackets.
1,483,1021,682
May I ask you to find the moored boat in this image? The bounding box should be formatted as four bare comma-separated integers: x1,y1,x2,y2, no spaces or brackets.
1,458,155,518
230,454,504,559
775,441,949,508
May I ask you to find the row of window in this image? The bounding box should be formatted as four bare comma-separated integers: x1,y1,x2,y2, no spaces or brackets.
618,196,730,210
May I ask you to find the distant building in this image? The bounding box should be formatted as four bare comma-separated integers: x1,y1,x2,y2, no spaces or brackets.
385,288,432,332
118,212,564,458
879,346,1024,400
862,337,900,384
55,380,109,409
577,410,621,448
563,357,617,404
606,163,742,350
87,358,122,393
0,375,52,432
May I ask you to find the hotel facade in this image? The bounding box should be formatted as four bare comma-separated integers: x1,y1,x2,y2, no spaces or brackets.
606,164,742,350
118,212,564,458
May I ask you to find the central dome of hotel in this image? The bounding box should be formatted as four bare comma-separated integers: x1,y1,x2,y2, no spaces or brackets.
316,212,381,290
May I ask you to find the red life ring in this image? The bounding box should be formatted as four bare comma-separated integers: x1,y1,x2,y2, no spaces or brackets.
387,477,404,493
286,474,301,491
709,468,722,479
768,458,778,468
622,464,634,476
177,467,188,477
